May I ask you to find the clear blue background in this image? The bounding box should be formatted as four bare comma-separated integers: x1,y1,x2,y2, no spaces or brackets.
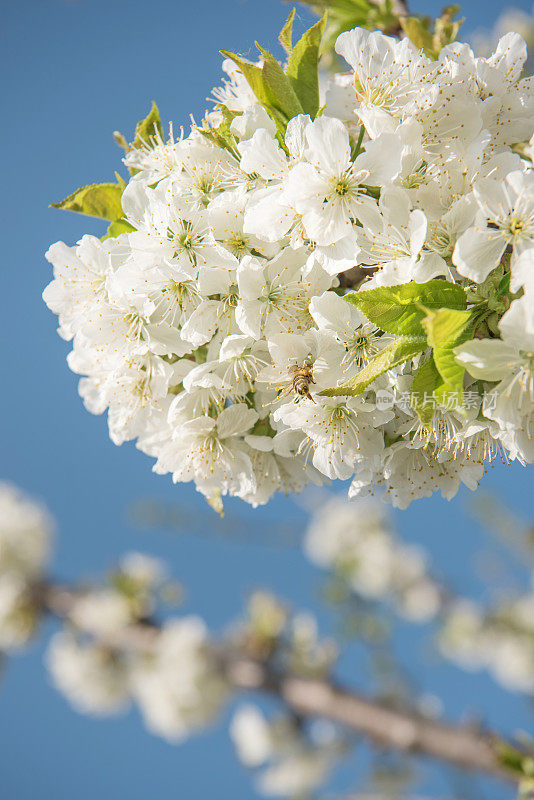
1,0,533,798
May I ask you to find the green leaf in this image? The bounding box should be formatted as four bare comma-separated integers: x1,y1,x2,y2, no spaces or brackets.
423,306,473,350
400,7,463,59
285,13,327,118
422,306,474,408
114,172,127,191
200,104,239,156
219,50,286,139
51,182,124,221
345,280,467,337
320,336,427,396
222,15,327,132
496,741,529,776
279,8,296,54
133,101,163,150
400,16,434,55
433,5,464,52
256,42,304,119
410,357,443,424
102,219,135,240
220,51,269,104
497,271,511,296
221,46,302,139
296,0,399,61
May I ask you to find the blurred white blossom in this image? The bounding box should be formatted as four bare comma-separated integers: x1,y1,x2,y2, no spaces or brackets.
0,483,52,579
305,496,441,621
0,483,52,650
440,591,534,693
231,705,344,798
130,617,229,742
47,631,131,715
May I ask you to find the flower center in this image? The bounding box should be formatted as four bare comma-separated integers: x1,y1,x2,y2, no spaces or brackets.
335,179,350,196
225,234,249,257
508,217,524,236
167,279,198,303
427,223,453,257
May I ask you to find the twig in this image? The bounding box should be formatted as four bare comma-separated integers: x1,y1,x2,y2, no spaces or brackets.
40,582,517,784
221,653,515,783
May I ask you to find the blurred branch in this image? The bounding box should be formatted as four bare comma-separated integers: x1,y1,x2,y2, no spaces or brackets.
222,653,515,783
41,581,517,785
469,492,534,566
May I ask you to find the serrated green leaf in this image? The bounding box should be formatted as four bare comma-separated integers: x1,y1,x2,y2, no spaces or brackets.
410,357,442,424
345,280,467,337
279,8,296,54
497,271,511,296
133,101,162,150
285,13,327,118
256,42,304,119
320,336,427,396
422,307,474,408
220,50,269,104
102,219,135,240
51,182,124,221
423,306,473,350
200,104,239,156
221,47,301,139
219,50,284,139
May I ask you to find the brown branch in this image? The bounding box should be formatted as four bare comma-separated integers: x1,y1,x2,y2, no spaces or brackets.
41,584,517,784
222,654,516,783
41,584,160,651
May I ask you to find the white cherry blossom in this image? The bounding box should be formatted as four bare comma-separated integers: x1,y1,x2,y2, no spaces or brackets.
154,403,258,498
455,296,534,460
283,116,402,246
44,236,114,340
454,171,534,287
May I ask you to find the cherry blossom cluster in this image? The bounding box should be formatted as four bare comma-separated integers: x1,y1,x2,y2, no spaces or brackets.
0,483,52,650
0,486,228,738
44,25,534,509
230,704,346,798
304,495,442,620
47,584,336,747
303,494,534,697
439,592,534,694
0,483,333,746
46,559,230,739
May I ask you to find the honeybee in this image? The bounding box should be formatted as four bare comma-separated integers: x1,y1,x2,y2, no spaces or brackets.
278,356,316,403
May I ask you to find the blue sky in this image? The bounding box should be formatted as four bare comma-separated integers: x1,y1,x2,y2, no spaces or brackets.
1,1,534,798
